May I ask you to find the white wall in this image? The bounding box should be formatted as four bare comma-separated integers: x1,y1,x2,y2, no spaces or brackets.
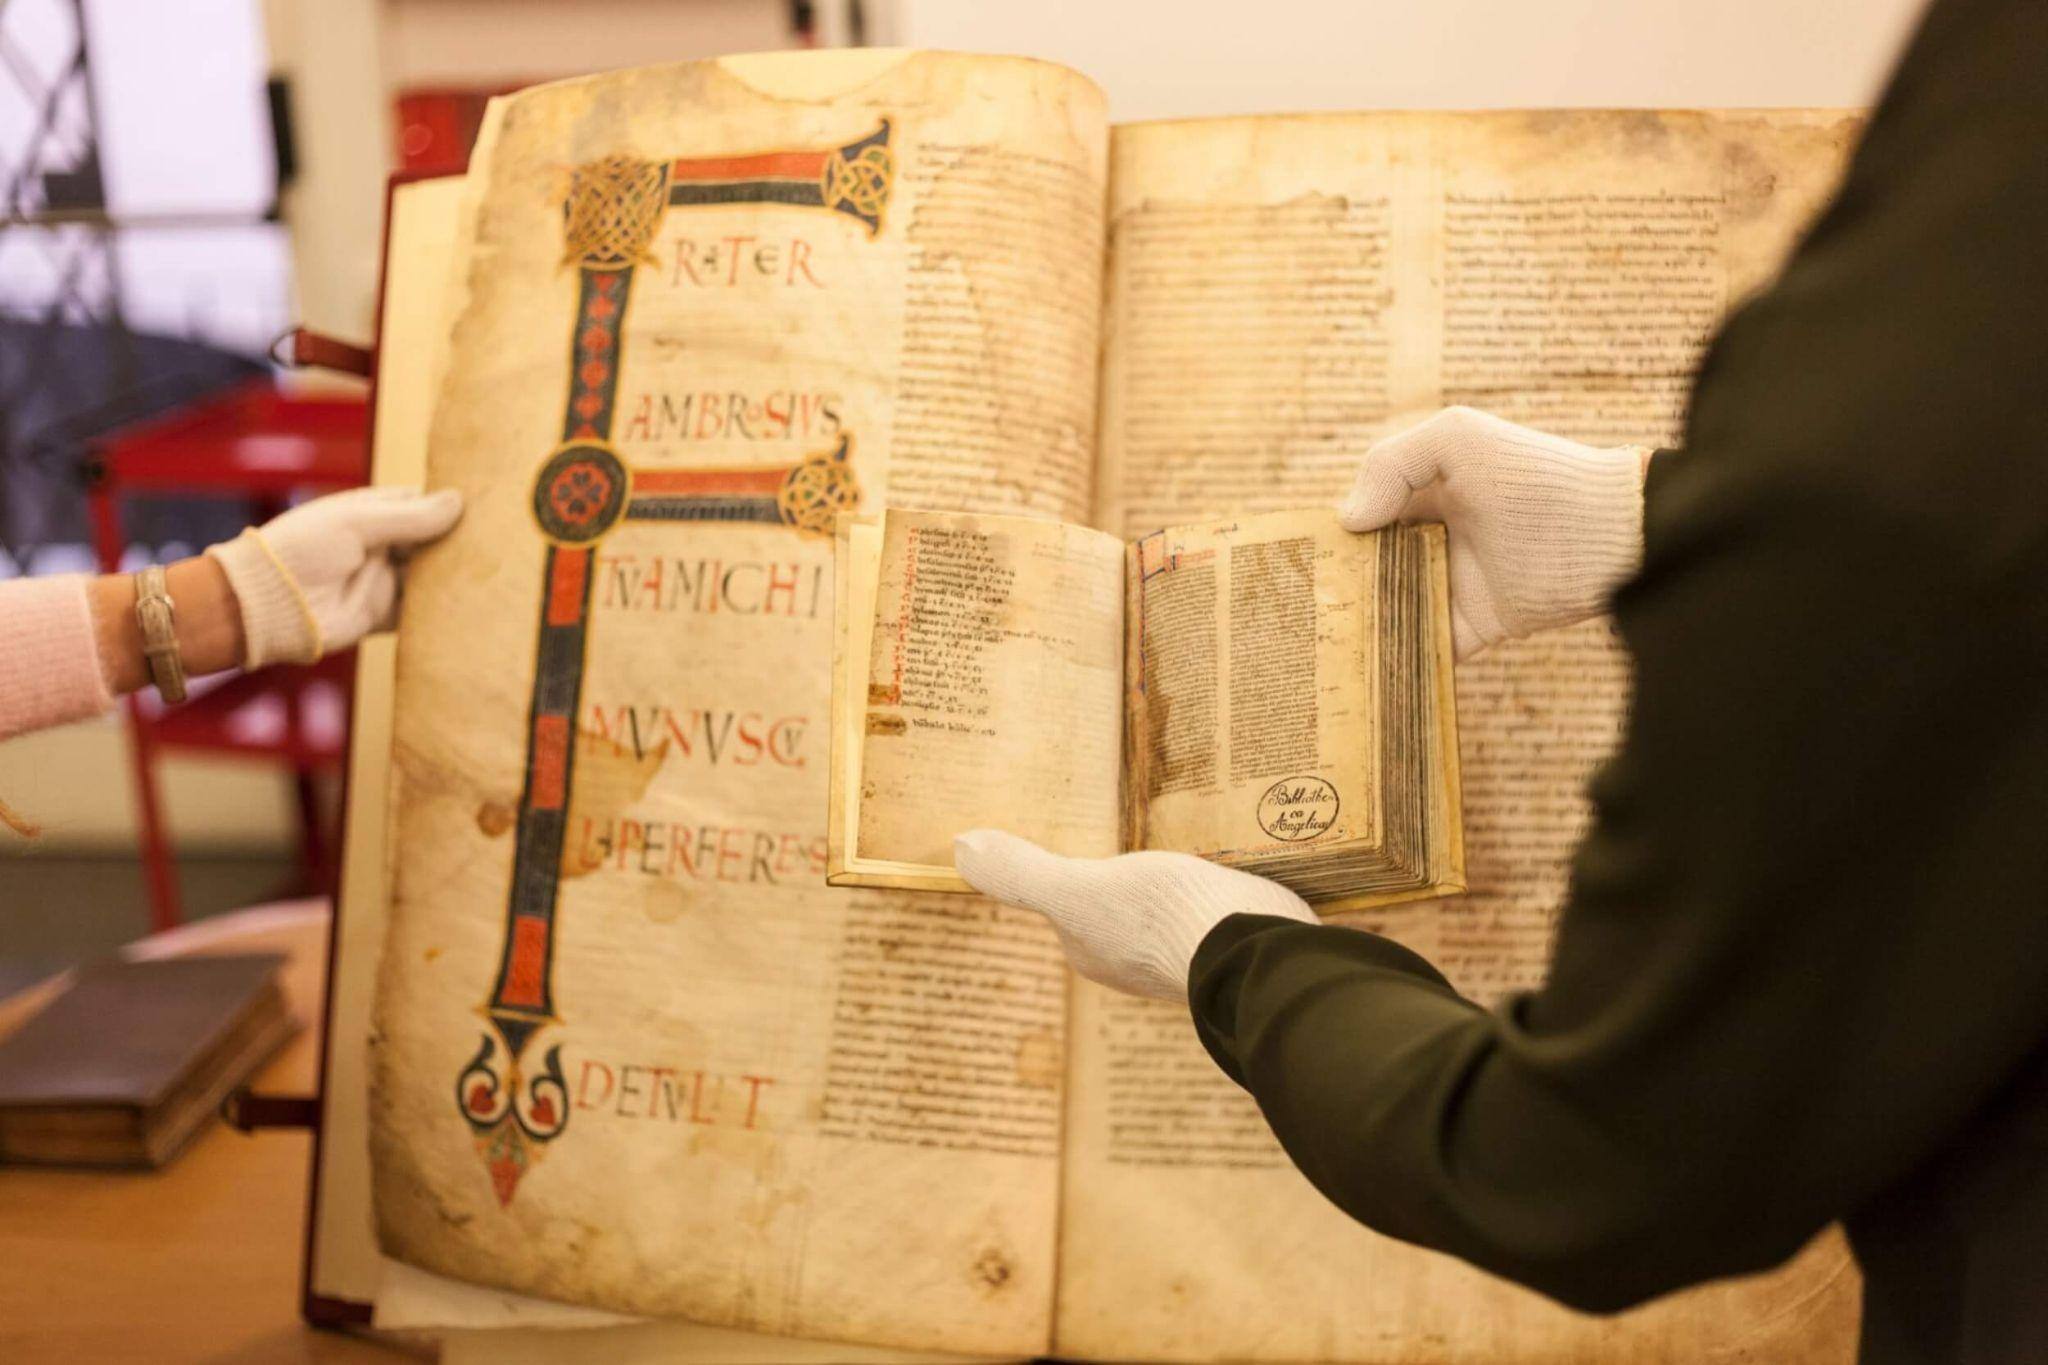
381,0,789,86
82,0,277,218
262,0,391,346
887,0,1930,118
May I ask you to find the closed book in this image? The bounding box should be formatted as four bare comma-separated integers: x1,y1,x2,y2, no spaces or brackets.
0,953,298,1168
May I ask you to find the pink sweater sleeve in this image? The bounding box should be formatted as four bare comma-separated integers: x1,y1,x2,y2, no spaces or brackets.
0,574,116,742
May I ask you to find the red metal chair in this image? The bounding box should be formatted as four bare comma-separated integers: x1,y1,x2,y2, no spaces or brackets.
86,377,369,931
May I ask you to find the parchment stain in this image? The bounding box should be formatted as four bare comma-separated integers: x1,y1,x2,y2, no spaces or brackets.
1722,141,1782,221
971,1247,1013,1293
641,879,689,925
866,711,907,736
475,799,517,837
558,730,669,880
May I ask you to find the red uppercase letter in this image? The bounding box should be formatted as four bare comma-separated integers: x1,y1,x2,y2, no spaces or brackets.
740,1075,773,1129
645,1066,678,1118
577,1059,615,1110
688,1071,713,1125
622,392,653,442
764,562,800,617
722,235,755,285
787,238,822,287
671,239,701,286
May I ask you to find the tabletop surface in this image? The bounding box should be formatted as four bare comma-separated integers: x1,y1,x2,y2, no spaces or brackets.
0,902,417,1365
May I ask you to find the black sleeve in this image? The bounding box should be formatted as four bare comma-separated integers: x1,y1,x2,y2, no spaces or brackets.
1189,0,2048,1313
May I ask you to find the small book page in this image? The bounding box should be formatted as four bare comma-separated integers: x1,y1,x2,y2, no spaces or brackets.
1124,508,1379,862
854,510,1125,870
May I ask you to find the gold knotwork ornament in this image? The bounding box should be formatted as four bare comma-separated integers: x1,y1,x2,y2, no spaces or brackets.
778,438,861,534
820,144,894,234
562,155,670,269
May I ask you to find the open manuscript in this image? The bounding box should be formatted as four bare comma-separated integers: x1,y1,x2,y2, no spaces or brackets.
367,47,1866,1362
828,508,1462,909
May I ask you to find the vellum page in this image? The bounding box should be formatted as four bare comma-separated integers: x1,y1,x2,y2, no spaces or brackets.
372,51,1105,1357
1059,110,1862,1362
1124,509,1376,861
855,511,1124,870
314,174,472,1311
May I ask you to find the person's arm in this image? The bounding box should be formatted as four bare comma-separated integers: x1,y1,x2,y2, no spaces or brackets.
84,557,248,695
0,554,249,749
0,486,461,748
0,574,123,743
1190,478,2033,1309
0,558,243,744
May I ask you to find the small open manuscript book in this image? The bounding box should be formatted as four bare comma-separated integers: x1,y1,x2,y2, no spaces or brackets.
829,507,1463,908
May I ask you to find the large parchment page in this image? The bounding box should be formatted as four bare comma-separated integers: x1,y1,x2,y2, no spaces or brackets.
1061,110,1863,1362
371,51,1104,1357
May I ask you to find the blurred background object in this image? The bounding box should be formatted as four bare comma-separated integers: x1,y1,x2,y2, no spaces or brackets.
3,0,293,987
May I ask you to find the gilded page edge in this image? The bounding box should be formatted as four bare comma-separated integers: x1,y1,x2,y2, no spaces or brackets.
1424,522,1466,894
1310,524,1464,914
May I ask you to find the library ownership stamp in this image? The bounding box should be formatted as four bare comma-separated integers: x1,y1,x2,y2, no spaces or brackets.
1258,776,1340,842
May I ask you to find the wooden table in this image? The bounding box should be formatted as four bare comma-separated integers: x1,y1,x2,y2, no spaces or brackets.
0,902,415,1364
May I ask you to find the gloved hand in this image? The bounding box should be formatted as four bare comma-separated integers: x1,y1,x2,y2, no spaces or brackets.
207,486,464,668
1336,406,1651,659
953,829,1319,1001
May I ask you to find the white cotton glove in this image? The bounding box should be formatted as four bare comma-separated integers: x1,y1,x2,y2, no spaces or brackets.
1337,407,1650,660
206,486,464,668
953,830,1320,1001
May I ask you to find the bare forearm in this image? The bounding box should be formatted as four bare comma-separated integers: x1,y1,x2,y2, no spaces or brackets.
84,557,246,695
2,487,459,747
